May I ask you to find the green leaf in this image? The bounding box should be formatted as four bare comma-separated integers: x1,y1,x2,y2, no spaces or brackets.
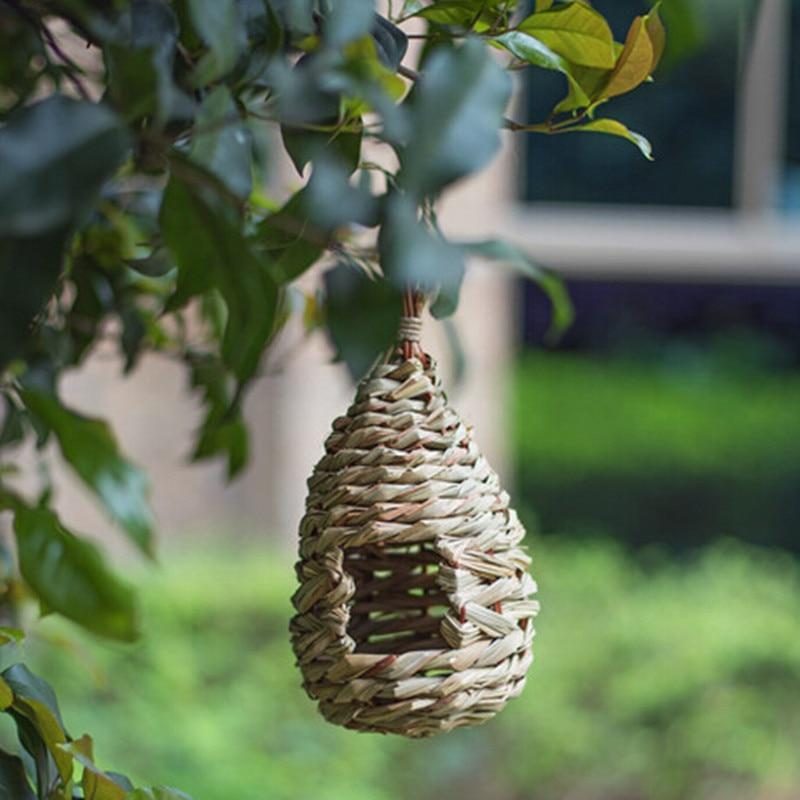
187,0,246,85
104,0,185,125
108,772,135,791
646,3,666,71
9,502,139,641
0,627,25,647
193,416,248,479
3,663,73,784
120,306,147,374
379,193,465,304
552,63,608,113
518,2,616,69
84,778,131,800
86,765,130,799
323,263,402,380
0,676,12,710
601,16,654,100
19,389,155,557
494,31,589,108
535,0,554,10
556,117,653,160
59,737,128,800
0,394,26,447
9,713,57,796
416,2,481,26
105,44,163,123
399,38,511,197
281,119,363,177
0,95,129,237
0,12,44,112
459,239,574,340
266,53,341,127
0,231,69,371
304,158,378,231
336,36,409,129
255,190,326,283
0,96,128,370
0,750,35,800
188,353,249,479
239,0,283,53
428,279,463,319
190,86,252,200
322,0,375,46
371,15,408,71
268,0,316,37
160,174,279,382
3,665,64,731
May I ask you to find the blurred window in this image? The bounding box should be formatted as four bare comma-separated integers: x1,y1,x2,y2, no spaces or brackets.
515,0,800,343
523,1,739,207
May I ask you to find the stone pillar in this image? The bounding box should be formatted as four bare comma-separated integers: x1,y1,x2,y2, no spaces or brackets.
734,0,790,213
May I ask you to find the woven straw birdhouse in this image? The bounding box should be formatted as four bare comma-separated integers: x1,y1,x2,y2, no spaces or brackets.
290,293,539,737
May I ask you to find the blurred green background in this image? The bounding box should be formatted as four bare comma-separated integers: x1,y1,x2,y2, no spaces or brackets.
3,343,800,800
514,348,800,549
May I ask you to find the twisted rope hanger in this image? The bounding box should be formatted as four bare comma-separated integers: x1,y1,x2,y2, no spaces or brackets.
397,288,426,361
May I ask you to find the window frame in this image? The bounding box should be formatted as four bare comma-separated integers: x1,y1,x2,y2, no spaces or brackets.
505,0,800,283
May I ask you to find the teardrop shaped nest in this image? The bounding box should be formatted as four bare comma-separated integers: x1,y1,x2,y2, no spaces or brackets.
290,338,539,737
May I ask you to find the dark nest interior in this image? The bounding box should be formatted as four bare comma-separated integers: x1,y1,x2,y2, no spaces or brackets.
344,542,451,655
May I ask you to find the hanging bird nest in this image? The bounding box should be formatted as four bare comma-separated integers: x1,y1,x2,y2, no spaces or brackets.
290,292,539,737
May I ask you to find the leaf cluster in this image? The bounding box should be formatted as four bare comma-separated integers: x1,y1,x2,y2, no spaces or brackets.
0,0,662,792
0,655,191,799
0,0,657,642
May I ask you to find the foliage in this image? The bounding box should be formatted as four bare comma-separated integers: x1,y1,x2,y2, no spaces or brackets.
514,351,800,548
0,0,663,589
0,0,666,792
0,0,663,635
13,538,800,800
0,657,187,799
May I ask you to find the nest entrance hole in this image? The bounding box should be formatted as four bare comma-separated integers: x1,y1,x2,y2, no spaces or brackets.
345,543,450,655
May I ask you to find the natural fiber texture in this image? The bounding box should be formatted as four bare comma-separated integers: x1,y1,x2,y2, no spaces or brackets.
290,317,539,737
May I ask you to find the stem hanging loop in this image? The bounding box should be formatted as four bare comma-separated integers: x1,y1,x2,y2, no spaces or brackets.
398,289,427,363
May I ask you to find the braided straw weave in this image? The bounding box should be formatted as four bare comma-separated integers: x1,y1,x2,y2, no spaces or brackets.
290,295,539,737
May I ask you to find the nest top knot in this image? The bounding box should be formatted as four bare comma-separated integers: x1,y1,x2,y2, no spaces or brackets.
396,314,423,344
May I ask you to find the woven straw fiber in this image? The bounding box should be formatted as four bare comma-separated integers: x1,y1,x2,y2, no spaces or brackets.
290,308,539,737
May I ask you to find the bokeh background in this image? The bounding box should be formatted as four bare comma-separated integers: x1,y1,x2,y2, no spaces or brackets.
5,1,800,798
